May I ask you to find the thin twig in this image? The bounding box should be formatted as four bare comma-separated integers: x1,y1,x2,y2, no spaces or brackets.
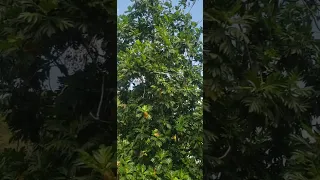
196,19,203,25
89,112,110,123
89,112,98,120
83,43,95,61
29,49,65,81
188,0,196,14
48,73,53,91
238,24,252,69
96,75,105,119
47,48,69,77
218,144,231,159
81,37,105,62
90,75,105,122
57,85,68,96
302,0,320,31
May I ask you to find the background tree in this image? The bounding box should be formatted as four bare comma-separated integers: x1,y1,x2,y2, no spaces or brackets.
0,0,117,179
117,0,203,179
204,0,320,179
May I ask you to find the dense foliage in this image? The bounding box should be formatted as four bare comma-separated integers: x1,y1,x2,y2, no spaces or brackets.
117,0,203,179
204,0,320,179
4,0,320,179
0,0,117,179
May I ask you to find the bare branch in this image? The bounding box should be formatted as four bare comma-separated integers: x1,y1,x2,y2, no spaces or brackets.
90,75,106,122
80,37,105,63
57,85,69,97
96,75,105,119
187,0,196,14
218,144,231,159
89,112,111,124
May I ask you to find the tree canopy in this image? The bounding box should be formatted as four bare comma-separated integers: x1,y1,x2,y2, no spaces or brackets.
3,0,320,180
0,0,117,179
204,0,320,179
117,0,203,179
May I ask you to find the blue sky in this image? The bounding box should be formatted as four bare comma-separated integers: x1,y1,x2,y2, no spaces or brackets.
117,0,203,28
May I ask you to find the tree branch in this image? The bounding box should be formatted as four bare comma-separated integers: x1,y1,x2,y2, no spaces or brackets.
90,75,106,122
46,48,69,77
187,0,196,14
57,85,68,96
302,0,320,31
238,24,252,69
96,75,105,119
218,144,231,159
80,37,105,63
